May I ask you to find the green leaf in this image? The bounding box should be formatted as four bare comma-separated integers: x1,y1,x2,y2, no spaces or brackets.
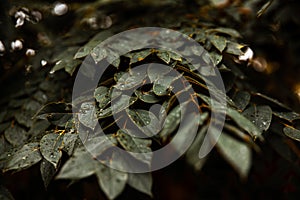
157,51,171,64
209,35,227,52
273,111,300,122
153,75,179,96
209,50,223,65
94,86,110,109
225,42,244,56
4,125,28,146
243,105,272,132
127,49,152,65
51,47,81,75
114,69,147,90
62,133,79,156
56,147,97,179
226,108,262,140
78,102,98,130
135,89,161,103
207,27,242,38
40,133,64,168
159,104,182,140
216,132,252,179
40,159,56,188
98,95,138,118
147,63,173,83
127,173,153,197
127,109,161,137
74,29,114,59
95,164,128,200
232,90,251,111
116,129,152,164
4,142,42,172
283,127,300,142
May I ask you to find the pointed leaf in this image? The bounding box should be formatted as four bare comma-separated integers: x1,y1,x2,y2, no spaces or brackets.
40,133,63,168
283,127,300,142
40,159,56,188
78,102,98,130
243,105,272,132
127,173,153,197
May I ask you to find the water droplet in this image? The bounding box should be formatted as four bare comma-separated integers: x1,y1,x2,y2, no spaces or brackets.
22,156,27,160
53,2,68,16
7,154,11,157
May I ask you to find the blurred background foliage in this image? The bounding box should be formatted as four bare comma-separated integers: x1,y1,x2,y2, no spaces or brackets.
1,0,300,199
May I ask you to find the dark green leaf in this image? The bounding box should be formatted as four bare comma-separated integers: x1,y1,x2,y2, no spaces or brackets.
209,35,227,52
147,63,173,83
127,173,153,197
283,127,300,142
4,125,28,146
225,42,244,56
209,50,223,65
135,89,161,103
78,102,98,130
4,142,42,172
157,51,171,64
207,27,242,38
127,109,161,137
40,159,56,188
153,75,179,96
232,90,251,111
273,111,300,122
40,133,63,168
63,133,79,156
216,132,252,179
94,86,110,109
127,49,152,65
243,105,272,132
114,69,147,90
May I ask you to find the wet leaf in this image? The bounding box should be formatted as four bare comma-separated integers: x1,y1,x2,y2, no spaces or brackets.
157,51,171,64
232,90,251,111
40,159,56,188
147,63,173,83
135,89,161,103
56,147,97,179
209,50,223,65
283,127,300,142
94,86,110,108
4,142,42,172
78,102,98,130
216,132,252,179
28,120,51,138
127,173,153,197
243,105,272,132
15,111,33,128
84,135,116,156
153,75,179,96
127,49,152,65
127,109,161,137
273,111,300,122
4,125,28,146
114,69,147,90
40,133,63,168
227,108,262,140
63,133,79,156
159,104,182,140
116,129,152,163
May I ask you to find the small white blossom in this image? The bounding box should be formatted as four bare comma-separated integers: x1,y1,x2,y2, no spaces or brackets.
14,11,26,27
0,41,5,52
26,49,36,56
53,2,68,16
239,47,254,61
11,40,23,51
41,60,47,66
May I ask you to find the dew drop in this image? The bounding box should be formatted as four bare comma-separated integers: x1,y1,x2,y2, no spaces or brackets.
53,2,68,16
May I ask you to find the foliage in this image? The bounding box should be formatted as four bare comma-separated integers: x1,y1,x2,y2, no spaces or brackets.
1,0,300,199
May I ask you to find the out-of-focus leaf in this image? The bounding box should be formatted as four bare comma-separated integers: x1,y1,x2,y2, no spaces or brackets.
127,109,160,137
28,120,51,138
74,29,114,59
273,111,300,122
209,35,227,52
283,127,300,142
127,173,153,197
51,47,81,75
225,42,244,56
63,133,79,156
15,111,33,128
0,185,14,200
78,102,98,130
4,125,28,146
216,132,252,179
185,124,209,171
207,27,242,38
56,147,97,179
40,159,56,188
40,133,63,168
4,142,42,172
95,163,128,200
232,90,251,111
243,105,272,132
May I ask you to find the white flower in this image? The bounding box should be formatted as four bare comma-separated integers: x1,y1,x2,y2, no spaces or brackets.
26,49,36,56
11,40,23,51
0,41,5,52
53,2,68,16
238,47,254,61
